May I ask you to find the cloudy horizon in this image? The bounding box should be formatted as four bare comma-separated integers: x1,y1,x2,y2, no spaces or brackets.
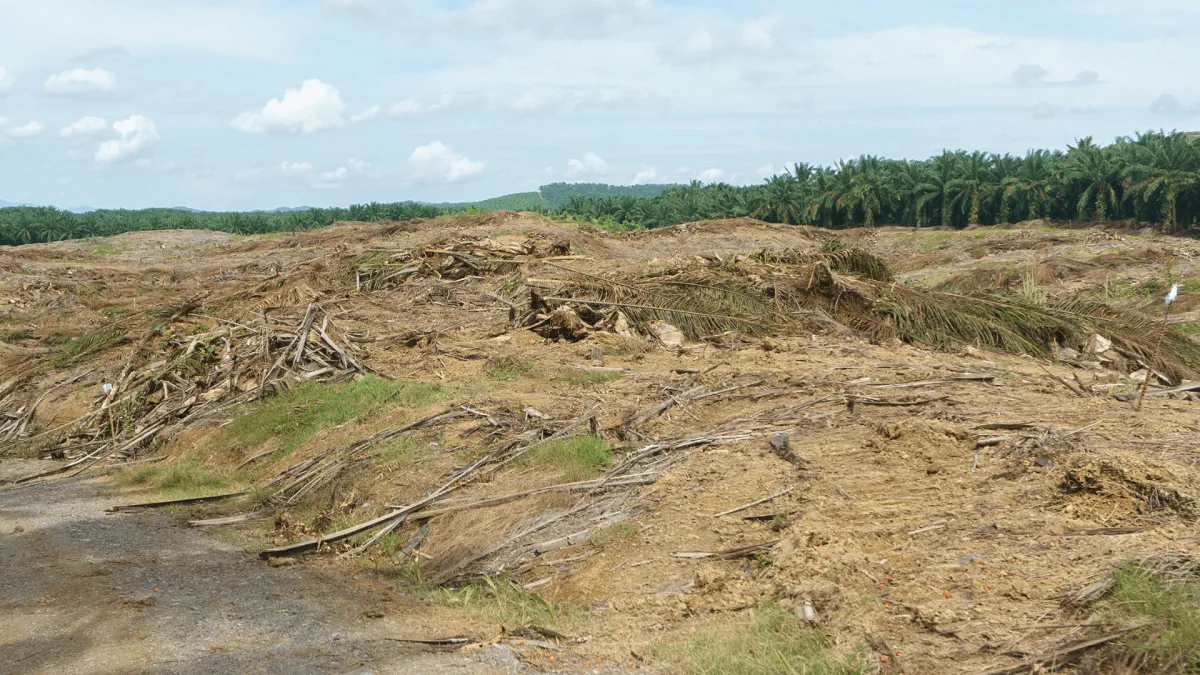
1,0,1199,211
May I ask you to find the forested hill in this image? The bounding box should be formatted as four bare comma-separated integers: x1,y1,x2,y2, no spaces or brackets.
538,182,674,207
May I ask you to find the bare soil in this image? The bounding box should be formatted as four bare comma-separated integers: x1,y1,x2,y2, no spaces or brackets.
3,213,1200,673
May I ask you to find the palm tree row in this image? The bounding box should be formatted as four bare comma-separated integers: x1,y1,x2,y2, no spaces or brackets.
0,202,443,246
560,131,1200,232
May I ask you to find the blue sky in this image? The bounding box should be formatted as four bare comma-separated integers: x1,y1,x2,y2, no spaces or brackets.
1,0,1199,210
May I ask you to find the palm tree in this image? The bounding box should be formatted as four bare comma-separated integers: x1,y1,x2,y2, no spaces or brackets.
914,151,959,227
1063,137,1123,222
946,151,995,226
757,175,803,224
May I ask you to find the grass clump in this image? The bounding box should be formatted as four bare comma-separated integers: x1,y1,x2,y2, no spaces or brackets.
485,356,537,380
513,435,612,482
225,376,445,455
652,604,866,675
588,521,639,546
119,459,232,497
52,327,126,368
552,369,623,385
1102,564,1200,671
434,575,577,628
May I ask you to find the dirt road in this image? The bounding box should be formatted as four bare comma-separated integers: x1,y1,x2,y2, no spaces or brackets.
0,462,531,675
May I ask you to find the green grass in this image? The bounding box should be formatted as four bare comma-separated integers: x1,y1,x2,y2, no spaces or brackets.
376,435,428,466
552,369,623,385
1173,322,1200,337
651,604,867,675
84,241,123,256
0,329,34,341
52,327,126,368
433,575,578,628
588,521,639,546
224,376,445,455
513,435,612,482
484,356,537,381
101,306,132,319
1103,564,1200,671
119,458,233,498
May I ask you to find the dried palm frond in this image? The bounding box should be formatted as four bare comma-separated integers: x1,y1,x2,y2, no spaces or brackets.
754,246,894,282
539,270,782,339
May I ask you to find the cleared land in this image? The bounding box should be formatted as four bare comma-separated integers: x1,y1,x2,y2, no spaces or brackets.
2,213,1200,674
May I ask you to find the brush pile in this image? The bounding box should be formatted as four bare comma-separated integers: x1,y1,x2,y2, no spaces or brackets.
13,303,370,478
512,248,1200,383
354,237,575,292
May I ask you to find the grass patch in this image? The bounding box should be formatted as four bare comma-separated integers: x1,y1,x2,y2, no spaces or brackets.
102,306,133,319
1173,322,1200,337
0,329,34,341
52,327,126,368
485,356,537,380
1102,564,1200,671
652,604,867,675
225,376,445,455
84,241,123,256
552,369,623,385
376,435,428,466
513,435,612,482
588,521,639,546
118,458,233,498
433,575,578,628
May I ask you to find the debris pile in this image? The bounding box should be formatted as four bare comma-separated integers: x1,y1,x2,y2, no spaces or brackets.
355,237,575,292
12,303,369,480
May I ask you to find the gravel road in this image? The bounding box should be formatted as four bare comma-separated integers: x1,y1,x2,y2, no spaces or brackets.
0,461,530,675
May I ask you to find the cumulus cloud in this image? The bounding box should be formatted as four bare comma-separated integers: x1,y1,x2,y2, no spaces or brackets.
407,142,486,183
235,158,373,188
696,168,726,183
60,116,109,138
279,161,314,176
1074,69,1100,85
1011,64,1048,86
0,66,14,94
566,152,610,177
43,67,117,95
94,115,159,166
755,164,777,178
233,79,379,134
0,118,46,142
632,168,659,184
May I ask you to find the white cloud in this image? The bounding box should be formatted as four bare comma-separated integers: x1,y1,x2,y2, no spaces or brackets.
390,93,468,117
566,152,610,177
755,164,776,178
696,168,726,183
59,116,109,138
0,118,46,143
6,121,45,138
631,168,659,184
0,67,14,94
1074,69,1100,85
502,89,663,115
94,115,159,166
279,161,314,176
233,79,379,134
408,142,486,183
43,67,117,95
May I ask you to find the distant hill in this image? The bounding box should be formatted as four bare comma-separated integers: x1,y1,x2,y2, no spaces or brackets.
538,182,674,208
432,192,548,212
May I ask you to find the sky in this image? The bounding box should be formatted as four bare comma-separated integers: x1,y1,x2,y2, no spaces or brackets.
1,0,1200,211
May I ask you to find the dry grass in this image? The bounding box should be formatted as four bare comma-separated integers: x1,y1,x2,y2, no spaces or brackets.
651,604,867,675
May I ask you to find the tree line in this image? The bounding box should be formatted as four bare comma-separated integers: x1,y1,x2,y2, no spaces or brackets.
3,131,1198,246
558,131,1200,232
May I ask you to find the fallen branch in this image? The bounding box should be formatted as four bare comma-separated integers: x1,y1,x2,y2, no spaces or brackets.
712,487,795,518
978,627,1143,675
108,491,248,512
